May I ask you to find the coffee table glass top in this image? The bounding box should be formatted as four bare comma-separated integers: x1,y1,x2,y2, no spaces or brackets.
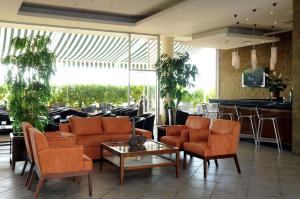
103,140,175,154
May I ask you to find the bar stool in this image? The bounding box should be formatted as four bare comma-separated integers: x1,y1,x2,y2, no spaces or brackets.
217,105,234,120
256,107,282,152
201,103,218,119
235,106,257,145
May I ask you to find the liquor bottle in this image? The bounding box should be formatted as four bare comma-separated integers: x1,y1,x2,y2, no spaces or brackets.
289,86,293,102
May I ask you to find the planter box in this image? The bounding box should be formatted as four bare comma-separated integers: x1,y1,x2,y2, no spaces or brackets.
10,133,26,171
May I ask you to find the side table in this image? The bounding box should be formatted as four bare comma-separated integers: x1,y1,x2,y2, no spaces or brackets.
157,125,168,142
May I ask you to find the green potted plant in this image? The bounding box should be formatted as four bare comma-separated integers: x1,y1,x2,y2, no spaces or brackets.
265,71,287,99
2,35,55,168
155,52,198,124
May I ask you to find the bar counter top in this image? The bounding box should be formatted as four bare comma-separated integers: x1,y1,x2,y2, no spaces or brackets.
209,99,292,110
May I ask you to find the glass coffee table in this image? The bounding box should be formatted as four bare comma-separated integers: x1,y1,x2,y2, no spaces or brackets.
100,140,180,184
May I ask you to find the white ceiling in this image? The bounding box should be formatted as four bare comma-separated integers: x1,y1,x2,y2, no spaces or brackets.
0,0,293,47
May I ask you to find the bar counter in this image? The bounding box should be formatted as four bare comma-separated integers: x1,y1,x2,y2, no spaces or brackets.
209,99,292,148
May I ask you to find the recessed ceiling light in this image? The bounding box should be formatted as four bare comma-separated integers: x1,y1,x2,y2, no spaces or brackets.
247,42,250,45
246,18,249,21
270,11,274,15
274,21,278,24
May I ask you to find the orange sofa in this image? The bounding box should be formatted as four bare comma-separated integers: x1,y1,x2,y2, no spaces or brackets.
59,116,152,159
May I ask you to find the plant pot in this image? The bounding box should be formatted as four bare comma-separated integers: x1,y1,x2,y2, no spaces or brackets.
10,133,26,171
168,109,177,125
271,90,280,99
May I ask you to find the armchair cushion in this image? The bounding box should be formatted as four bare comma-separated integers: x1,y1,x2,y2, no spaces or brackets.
189,130,211,142
160,136,182,148
165,125,185,136
69,116,103,135
184,142,211,157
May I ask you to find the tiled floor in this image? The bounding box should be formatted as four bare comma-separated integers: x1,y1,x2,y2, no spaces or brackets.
0,142,300,199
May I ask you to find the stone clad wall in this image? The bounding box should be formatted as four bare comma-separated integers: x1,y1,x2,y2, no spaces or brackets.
219,32,292,100
293,0,300,154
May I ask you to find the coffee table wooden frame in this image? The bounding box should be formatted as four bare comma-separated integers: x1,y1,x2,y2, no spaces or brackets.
100,140,179,184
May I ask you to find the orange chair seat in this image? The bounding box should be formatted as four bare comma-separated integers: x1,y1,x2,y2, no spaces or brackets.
184,142,211,157
160,136,182,148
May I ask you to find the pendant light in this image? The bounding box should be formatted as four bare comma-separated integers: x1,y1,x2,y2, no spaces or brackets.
232,14,240,69
251,24,257,69
251,9,257,69
270,3,278,71
270,26,277,70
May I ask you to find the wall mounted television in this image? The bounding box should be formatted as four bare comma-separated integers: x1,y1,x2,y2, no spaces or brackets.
242,67,265,87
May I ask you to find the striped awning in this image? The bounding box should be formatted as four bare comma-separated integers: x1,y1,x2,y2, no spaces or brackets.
0,27,199,70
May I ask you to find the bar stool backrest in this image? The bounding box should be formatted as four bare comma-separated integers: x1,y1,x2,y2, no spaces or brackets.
235,105,241,117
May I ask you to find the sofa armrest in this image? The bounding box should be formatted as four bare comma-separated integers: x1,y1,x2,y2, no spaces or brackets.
59,123,71,132
38,145,85,175
189,130,211,142
45,131,77,147
208,133,234,155
136,128,152,139
166,125,186,136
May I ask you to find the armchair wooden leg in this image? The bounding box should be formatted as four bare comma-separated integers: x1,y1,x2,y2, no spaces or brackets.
183,152,187,169
88,172,93,196
233,155,241,174
203,158,207,179
28,169,36,190
34,176,45,199
21,158,28,176
214,159,218,167
25,163,34,187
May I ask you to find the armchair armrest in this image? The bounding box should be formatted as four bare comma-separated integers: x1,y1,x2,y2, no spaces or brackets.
38,145,84,175
208,133,234,156
189,130,211,142
181,129,190,143
136,128,152,139
166,125,186,136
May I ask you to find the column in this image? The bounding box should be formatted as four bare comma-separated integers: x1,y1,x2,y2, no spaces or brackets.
161,37,174,58
158,36,174,125
292,0,300,154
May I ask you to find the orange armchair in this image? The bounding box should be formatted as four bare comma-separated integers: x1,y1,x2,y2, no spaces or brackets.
183,119,241,178
21,122,76,187
28,128,92,199
160,116,210,149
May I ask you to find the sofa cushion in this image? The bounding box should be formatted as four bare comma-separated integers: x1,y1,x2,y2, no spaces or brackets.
77,135,111,147
101,117,131,134
69,116,103,135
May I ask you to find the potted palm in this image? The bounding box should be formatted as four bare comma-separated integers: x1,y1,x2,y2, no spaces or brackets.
3,35,55,169
265,71,287,99
155,53,198,125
